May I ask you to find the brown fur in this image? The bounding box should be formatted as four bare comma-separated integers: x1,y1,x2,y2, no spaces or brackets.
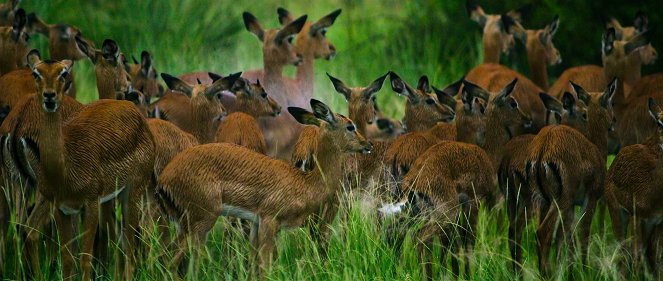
125,51,161,101
155,72,239,144
465,63,545,132
549,65,606,99
467,2,525,64
605,98,663,275
0,8,27,75
401,140,495,279
23,54,155,280
365,117,404,141
0,0,19,26
75,38,130,99
216,78,281,154
525,16,561,90
607,13,657,84
525,82,615,277
156,99,371,279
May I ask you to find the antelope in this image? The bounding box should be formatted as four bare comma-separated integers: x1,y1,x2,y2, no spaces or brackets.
525,80,616,277
365,117,404,141
0,0,19,26
25,12,95,98
125,50,162,101
466,1,526,64
607,11,657,84
23,51,155,280
0,8,27,75
156,99,372,278
500,90,589,273
605,97,663,277
384,73,461,181
75,37,131,99
156,72,241,144
216,77,282,154
524,15,561,90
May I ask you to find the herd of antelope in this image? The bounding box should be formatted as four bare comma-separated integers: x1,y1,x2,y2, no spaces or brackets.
0,0,660,280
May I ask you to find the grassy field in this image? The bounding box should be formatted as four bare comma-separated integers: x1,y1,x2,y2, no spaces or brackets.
0,0,650,280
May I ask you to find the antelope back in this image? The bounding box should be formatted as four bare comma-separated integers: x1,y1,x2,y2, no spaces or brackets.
389,72,456,132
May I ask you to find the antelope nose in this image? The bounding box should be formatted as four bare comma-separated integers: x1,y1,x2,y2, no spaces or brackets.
294,53,304,66
43,91,56,100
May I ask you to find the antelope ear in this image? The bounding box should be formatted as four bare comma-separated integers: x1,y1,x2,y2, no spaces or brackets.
11,8,25,42
435,76,464,97
161,73,193,97
546,15,560,37
60,60,73,73
363,72,389,99
506,4,531,23
310,9,341,36
648,97,663,129
600,78,618,109
288,107,320,126
417,75,430,93
466,0,486,27
500,14,517,33
310,99,337,126
569,80,591,105
131,54,139,64
624,28,653,56
275,15,307,44
125,90,144,106
101,39,120,63
208,72,223,82
495,78,518,101
243,12,265,41
602,27,616,56
326,72,351,100
206,72,242,98
389,71,416,102
140,51,153,76
75,35,97,63
277,7,294,26
376,118,393,130
26,49,41,70
230,77,247,95
561,92,577,114
539,92,563,114
461,79,490,102
432,86,458,110
634,11,648,34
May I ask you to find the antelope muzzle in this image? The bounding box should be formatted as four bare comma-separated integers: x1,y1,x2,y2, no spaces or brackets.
42,91,58,112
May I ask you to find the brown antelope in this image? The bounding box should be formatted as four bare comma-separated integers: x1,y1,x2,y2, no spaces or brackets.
156,99,372,278
607,11,657,84
25,13,95,98
75,38,131,99
466,1,526,64
0,0,19,26
156,72,240,143
216,77,282,154
465,63,544,132
0,8,27,75
384,73,461,181
291,72,388,171
500,91,589,273
125,51,162,101
605,97,663,277
22,51,155,280
365,117,404,141
524,15,561,90
525,80,616,277
548,65,606,99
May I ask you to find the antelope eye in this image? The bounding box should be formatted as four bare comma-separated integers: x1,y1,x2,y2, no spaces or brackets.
261,92,267,99
582,112,588,121
287,35,294,44
346,124,355,132
60,71,69,79
425,98,435,105
321,29,327,37
32,72,40,79
509,99,518,109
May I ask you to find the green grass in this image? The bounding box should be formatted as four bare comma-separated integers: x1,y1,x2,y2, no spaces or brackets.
0,0,653,280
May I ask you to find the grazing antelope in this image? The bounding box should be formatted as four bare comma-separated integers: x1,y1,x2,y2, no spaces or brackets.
23,51,155,280
156,72,240,143
0,0,19,26
156,99,372,278
75,38,131,100
0,8,27,75
525,80,616,277
466,1,526,64
216,77,282,154
384,73,460,181
500,91,589,273
125,51,162,101
605,97,663,277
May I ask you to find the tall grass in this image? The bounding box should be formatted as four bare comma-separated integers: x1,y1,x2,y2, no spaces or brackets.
0,0,650,280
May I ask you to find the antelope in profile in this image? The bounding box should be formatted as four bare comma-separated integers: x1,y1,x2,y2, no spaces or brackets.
156,99,372,279
525,80,616,278
155,72,241,143
0,8,28,75
384,73,461,181
607,11,657,84
605,97,663,277
75,38,131,100
0,0,20,26
500,90,589,273
23,51,155,280
216,76,282,154
466,1,526,64
524,15,561,90
125,50,162,101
